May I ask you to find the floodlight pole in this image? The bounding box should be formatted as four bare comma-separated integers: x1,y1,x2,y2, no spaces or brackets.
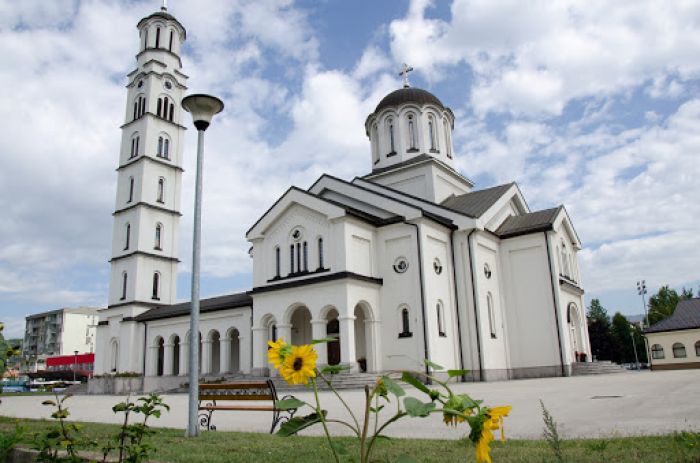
629,325,640,370
182,94,224,438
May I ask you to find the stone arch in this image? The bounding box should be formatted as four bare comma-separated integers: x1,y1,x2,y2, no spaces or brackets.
353,301,376,372
567,303,586,361
290,306,313,346
325,308,340,366
226,327,241,373
153,336,165,376
208,330,221,374
169,334,181,376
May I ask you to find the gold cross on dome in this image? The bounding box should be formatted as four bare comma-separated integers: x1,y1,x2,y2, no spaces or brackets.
399,63,414,88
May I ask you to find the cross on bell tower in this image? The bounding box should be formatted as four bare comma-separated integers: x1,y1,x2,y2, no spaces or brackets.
399,63,414,88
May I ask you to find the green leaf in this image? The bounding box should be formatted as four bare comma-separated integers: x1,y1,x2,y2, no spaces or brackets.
396,454,419,463
276,412,326,437
275,397,306,410
424,359,444,371
447,369,468,378
310,337,336,345
320,364,351,375
400,372,430,395
381,376,405,398
369,405,385,414
403,397,435,417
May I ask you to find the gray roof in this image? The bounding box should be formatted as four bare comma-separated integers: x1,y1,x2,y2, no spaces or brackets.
496,207,562,238
374,87,445,113
645,298,700,333
440,183,514,218
368,154,433,175
136,292,252,322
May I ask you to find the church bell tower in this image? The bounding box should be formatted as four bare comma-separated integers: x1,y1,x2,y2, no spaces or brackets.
95,5,187,374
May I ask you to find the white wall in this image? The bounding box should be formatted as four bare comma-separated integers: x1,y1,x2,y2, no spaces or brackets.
647,328,700,368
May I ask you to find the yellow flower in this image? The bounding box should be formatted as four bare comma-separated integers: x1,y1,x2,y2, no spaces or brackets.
474,405,511,463
267,338,288,369
279,344,318,385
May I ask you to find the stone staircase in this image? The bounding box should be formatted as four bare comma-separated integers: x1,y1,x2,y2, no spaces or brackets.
571,361,627,376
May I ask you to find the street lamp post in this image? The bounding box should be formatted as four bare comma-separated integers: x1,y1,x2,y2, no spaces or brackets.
181,94,224,438
73,350,79,382
629,325,640,371
636,280,649,327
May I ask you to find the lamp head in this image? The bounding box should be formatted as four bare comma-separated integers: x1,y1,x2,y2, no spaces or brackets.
182,94,224,131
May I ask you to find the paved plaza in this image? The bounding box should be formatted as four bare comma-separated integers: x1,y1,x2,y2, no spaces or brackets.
1,370,698,440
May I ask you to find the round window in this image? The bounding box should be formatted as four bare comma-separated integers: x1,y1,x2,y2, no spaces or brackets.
433,258,443,275
291,228,303,241
393,257,409,274
164,80,172,90
137,80,143,88
484,263,492,279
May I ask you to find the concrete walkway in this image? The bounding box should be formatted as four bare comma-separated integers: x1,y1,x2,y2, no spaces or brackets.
1,370,698,440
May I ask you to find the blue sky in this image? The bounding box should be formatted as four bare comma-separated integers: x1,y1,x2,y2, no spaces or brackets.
1,0,699,338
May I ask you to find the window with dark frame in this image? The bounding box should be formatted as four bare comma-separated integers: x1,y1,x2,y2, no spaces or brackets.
318,237,324,269
168,30,174,51
155,27,161,48
399,308,412,338
121,272,127,300
303,241,308,271
673,342,686,358
128,177,134,203
651,344,664,359
275,247,280,277
289,244,294,275
437,302,446,337
155,224,162,250
487,293,497,339
157,178,165,203
124,223,130,250
695,340,700,357
152,272,160,300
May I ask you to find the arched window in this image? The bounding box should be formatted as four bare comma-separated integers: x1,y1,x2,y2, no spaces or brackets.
156,337,164,376
303,241,308,271
318,237,324,269
121,272,127,300
143,30,148,50
155,223,162,250
110,339,119,372
274,246,280,278
387,118,396,154
152,272,160,300
673,343,686,358
124,223,130,250
407,114,417,150
487,292,497,338
133,101,138,120
157,137,163,157
437,302,446,337
428,115,438,152
651,344,664,359
157,178,165,203
289,244,294,275
134,96,145,120
695,340,700,356
168,30,174,51
128,177,134,203
130,134,140,158
169,103,174,121
399,307,412,338
164,138,170,159
444,118,452,158
155,27,161,48
372,124,379,164
296,243,301,273
271,324,277,342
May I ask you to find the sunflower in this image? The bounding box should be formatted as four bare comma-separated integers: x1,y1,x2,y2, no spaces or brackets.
278,344,318,385
267,337,289,369
473,405,511,463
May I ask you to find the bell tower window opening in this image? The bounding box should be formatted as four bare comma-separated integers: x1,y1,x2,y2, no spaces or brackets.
371,123,379,164
437,302,446,337
407,114,417,150
318,237,324,269
296,243,301,273
157,137,163,157
124,223,131,250
289,245,294,275
387,118,396,155
164,138,170,159
275,246,280,278
487,292,497,339
121,272,127,300
157,98,163,118
428,115,438,152
169,30,174,51
157,178,165,203
399,307,412,338
133,101,138,120
444,119,452,158
155,224,162,250
155,27,161,48
152,272,160,300
143,30,148,50
169,103,174,122
128,177,134,203
303,241,308,271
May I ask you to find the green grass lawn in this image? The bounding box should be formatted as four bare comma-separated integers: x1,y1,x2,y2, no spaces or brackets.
1,416,698,463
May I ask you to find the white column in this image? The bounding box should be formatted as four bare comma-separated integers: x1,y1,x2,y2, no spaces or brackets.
251,327,267,373
147,346,158,376
311,320,328,366
163,343,174,376
366,320,382,372
220,336,231,373
276,324,292,344
201,340,212,375
238,333,250,373
339,315,356,371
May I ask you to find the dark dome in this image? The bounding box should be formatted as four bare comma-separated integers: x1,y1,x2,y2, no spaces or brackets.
374,87,445,113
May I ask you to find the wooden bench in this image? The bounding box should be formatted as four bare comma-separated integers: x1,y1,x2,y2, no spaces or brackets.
198,380,297,433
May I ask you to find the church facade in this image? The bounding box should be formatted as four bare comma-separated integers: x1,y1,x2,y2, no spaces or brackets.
95,7,591,385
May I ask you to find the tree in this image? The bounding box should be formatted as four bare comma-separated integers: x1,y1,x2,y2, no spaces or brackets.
647,285,694,325
0,323,21,378
610,312,647,364
586,299,616,361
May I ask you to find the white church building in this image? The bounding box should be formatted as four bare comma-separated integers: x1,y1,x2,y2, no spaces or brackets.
94,7,591,386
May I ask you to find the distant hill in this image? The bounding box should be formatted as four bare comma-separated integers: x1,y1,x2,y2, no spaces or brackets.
627,314,645,324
